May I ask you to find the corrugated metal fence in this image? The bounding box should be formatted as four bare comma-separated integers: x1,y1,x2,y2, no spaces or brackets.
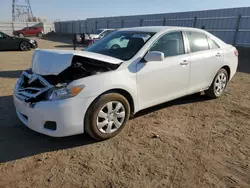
55,7,250,47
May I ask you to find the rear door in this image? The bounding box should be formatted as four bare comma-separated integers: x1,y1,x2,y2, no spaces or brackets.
24,27,33,36
31,27,39,36
185,31,223,94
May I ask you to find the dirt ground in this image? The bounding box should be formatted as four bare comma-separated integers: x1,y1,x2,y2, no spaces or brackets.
0,37,250,188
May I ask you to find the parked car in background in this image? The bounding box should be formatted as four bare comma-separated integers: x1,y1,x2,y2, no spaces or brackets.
13,26,43,37
0,31,38,51
14,26,238,140
88,29,116,46
89,29,115,39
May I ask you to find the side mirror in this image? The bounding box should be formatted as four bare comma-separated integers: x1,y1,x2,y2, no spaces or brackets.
144,51,164,62
120,36,125,41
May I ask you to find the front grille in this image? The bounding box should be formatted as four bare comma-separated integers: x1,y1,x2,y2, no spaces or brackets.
15,71,53,102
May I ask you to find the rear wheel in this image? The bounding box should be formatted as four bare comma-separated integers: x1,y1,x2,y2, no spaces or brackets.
19,41,30,51
19,33,24,38
85,93,130,140
205,68,228,98
37,33,43,37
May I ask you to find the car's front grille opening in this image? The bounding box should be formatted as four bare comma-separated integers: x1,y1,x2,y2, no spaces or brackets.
44,121,57,131
16,71,53,102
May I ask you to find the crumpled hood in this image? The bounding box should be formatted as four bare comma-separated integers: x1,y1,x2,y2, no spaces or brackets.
31,49,123,75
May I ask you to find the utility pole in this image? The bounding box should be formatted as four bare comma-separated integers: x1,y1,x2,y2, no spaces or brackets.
12,0,34,22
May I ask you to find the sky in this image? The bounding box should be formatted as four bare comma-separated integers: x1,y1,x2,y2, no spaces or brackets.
0,0,249,22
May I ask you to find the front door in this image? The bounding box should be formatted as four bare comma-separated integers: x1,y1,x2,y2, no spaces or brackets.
136,31,190,110
0,33,15,50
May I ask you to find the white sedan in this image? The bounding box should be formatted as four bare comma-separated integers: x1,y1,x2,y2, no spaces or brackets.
14,26,238,140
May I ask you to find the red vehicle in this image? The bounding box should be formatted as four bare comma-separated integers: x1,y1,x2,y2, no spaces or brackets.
13,26,43,37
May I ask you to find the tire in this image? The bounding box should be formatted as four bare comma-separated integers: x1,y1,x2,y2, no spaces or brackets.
85,93,130,140
205,68,228,98
19,33,24,38
37,33,43,37
19,41,30,51
110,44,121,49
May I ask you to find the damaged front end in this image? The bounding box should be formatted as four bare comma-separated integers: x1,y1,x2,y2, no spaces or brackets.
15,70,54,102
15,50,122,103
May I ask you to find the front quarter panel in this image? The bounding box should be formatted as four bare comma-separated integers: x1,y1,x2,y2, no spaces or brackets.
68,69,139,112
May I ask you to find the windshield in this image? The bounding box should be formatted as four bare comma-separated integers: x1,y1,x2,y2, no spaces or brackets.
0,32,9,38
92,29,104,35
85,31,155,61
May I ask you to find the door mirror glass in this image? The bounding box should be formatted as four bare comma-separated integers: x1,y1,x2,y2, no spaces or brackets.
144,51,164,62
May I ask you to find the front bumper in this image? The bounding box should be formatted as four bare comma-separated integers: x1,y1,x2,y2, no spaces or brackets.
30,41,38,49
13,95,96,137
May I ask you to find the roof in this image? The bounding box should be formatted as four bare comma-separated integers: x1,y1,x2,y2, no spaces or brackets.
119,26,204,33
98,28,115,30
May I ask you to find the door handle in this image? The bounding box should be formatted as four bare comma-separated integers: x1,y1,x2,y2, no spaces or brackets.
180,60,188,66
216,53,221,58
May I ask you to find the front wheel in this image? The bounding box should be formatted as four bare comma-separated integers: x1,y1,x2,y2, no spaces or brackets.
37,33,43,37
19,41,30,51
85,93,130,140
19,33,24,38
205,68,228,98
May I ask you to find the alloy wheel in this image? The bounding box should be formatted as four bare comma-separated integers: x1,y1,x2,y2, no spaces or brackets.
20,42,29,51
214,72,227,96
96,101,126,134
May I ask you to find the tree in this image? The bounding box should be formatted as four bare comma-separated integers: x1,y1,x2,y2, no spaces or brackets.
27,16,33,22
32,17,37,22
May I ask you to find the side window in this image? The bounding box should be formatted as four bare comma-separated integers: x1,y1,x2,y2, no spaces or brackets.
149,32,185,57
186,31,209,52
208,37,220,49
0,33,4,39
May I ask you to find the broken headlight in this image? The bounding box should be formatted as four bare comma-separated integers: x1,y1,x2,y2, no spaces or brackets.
48,85,85,101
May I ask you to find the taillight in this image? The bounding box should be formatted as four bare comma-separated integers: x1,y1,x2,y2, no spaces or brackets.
234,49,238,57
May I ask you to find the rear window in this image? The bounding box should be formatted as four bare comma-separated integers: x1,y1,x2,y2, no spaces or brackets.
208,37,220,49
186,31,209,52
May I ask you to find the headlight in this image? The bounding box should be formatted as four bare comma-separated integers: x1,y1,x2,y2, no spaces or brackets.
30,40,35,43
48,85,85,101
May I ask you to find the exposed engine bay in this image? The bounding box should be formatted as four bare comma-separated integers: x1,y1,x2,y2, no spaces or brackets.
40,55,120,85
15,55,121,103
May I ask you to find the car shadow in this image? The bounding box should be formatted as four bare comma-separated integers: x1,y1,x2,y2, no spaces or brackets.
237,47,250,74
0,95,96,163
41,33,73,44
54,44,74,48
54,44,88,49
0,70,24,78
0,93,211,162
133,93,212,119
